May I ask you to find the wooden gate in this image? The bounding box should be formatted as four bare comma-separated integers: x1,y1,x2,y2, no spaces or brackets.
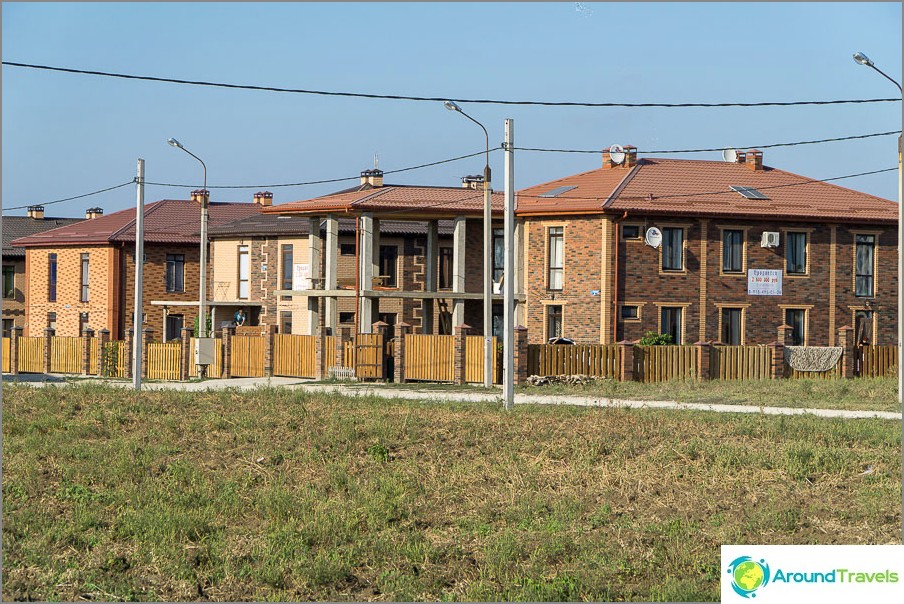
855,345,897,378
354,334,384,380
147,342,181,380
187,338,223,378
405,335,455,382
50,336,82,374
273,334,317,378
232,335,265,378
710,345,772,380
2,337,10,373
633,345,697,383
17,337,43,373
465,335,499,384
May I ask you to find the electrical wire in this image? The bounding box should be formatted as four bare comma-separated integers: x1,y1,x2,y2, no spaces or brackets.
516,131,903,155
3,61,901,108
2,180,135,212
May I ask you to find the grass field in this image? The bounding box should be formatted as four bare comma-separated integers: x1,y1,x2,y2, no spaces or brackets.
2,383,901,601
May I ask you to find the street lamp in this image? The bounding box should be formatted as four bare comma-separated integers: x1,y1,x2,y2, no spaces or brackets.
445,100,494,388
167,137,210,354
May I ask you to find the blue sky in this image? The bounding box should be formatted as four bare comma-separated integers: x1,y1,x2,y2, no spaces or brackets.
2,2,902,217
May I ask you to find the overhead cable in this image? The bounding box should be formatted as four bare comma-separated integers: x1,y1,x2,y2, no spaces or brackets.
2,180,135,212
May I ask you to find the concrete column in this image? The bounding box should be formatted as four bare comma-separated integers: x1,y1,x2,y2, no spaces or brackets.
125,328,134,378
324,214,339,334
180,327,194,380
513,325,529,385
81,328,95,375
513,220,525,325
262,324,277,377
452,217,467,327
140,328,153,379
695,341,711,381
97,328,110,376
618,340,636,382
308,217,323,334
454,323,471,385
394,322,411,383
221,326,234,379
359,213,376,331
422,220,439,334
43,328,54,374
10,326,21,375
837,326,855,378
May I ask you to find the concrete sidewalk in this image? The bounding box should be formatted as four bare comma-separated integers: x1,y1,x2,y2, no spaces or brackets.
3,373,901,420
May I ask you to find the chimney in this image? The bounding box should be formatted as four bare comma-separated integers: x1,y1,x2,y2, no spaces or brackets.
27,205,45,220
253,191,273,207
359,169,384,188
461,175,485,190
624,145,638,168
191,189,210,206
735,151,747,164
745,149,763,171
85,207,104,220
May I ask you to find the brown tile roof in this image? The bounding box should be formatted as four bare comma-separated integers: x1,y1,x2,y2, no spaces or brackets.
262,185,505,219
2,216,85,257
11,200,261,247
515,166,634,215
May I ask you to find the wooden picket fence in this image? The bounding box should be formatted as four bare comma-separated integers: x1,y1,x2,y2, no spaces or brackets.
633,345,697,383
147,342,181,380
89,339,99,375
527,344,622,378
405,335,455,382
2,337,10,373
101,341,129,378
465,336,498,384
232,335,265,378
273,334,317,378
49,336,82,374
710,345,773,381
856,345,897,378
17,337,43,373
187,338,223,378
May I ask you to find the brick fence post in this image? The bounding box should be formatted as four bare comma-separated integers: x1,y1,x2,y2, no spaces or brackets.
141,328,153,379
777,324,792,346
262,324,277,378
180,327,194,381
769,340,785,380
97,328,110,376
513,325,529,385
81,327,95,375
454,324,471,385
43,327,54,374
221,326,234,379
10,326,21,375
617,340,636,382
695,341,711,381
394,322,411,383
125,328,134,378
837,325,854,378
314,326,326,380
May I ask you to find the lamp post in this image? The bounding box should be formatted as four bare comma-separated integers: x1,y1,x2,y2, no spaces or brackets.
852,51,903,542
445,100,494,388
167,137,209,345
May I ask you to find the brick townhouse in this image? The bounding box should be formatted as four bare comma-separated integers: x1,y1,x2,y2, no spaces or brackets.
12,191,261,339
2,206,84,335
516,146,898,347
258,170,523,336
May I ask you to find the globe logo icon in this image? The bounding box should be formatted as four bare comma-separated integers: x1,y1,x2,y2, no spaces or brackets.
727,556,771,598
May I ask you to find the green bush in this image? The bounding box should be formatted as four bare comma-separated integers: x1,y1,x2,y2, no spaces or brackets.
638,330,673,346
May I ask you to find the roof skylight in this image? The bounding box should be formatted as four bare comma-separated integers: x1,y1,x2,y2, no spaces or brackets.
539,185,577,198
730,185,769,200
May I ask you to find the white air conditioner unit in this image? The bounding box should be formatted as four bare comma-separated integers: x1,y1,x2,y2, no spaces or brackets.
761,231,780,248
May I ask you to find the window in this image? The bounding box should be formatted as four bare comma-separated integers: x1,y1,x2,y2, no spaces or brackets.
721,308,742,345
238,245,249,299
78,312,89,336
785,309,806,346
786,232,807,275
280,311,293,335
855,310,874,345
165,314,184,341
47,312,57,332
662,227,684,271
439,311,452,335
722,230,743,273
2,319,13,337
492,303,503,337
855,235,875,297
339,312,355,324
281,245,294,291
48,253,57,302
2,265,14,299
492,228,504,283
340,243,356,256
379,245,398,287
622,225,640,240
165,254,185,292
660,307,682,344
547,227,563,290
80,253,90,302
621,305,639,320
438,247,453,289
547,305,563,340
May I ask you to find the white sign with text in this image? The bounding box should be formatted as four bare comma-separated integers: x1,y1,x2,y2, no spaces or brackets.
747,269,782,296
293,263,310,290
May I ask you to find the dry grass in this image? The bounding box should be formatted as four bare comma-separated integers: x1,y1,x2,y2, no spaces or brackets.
2,383,900,601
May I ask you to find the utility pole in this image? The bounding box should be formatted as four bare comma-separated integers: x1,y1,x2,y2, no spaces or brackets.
132,158,145,390
484,156,493,389
503,119,515,409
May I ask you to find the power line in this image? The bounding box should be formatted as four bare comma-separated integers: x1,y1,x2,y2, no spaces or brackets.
4,61,901,108
516,130,903,155
2,180,135,212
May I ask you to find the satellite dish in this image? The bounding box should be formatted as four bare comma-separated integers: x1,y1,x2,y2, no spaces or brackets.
722,148,738,163
644,227,662,248
609,144,626,165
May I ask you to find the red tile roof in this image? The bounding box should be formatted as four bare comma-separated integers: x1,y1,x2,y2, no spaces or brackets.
515,166,634,215
12,199,261,247
262,185,505,219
